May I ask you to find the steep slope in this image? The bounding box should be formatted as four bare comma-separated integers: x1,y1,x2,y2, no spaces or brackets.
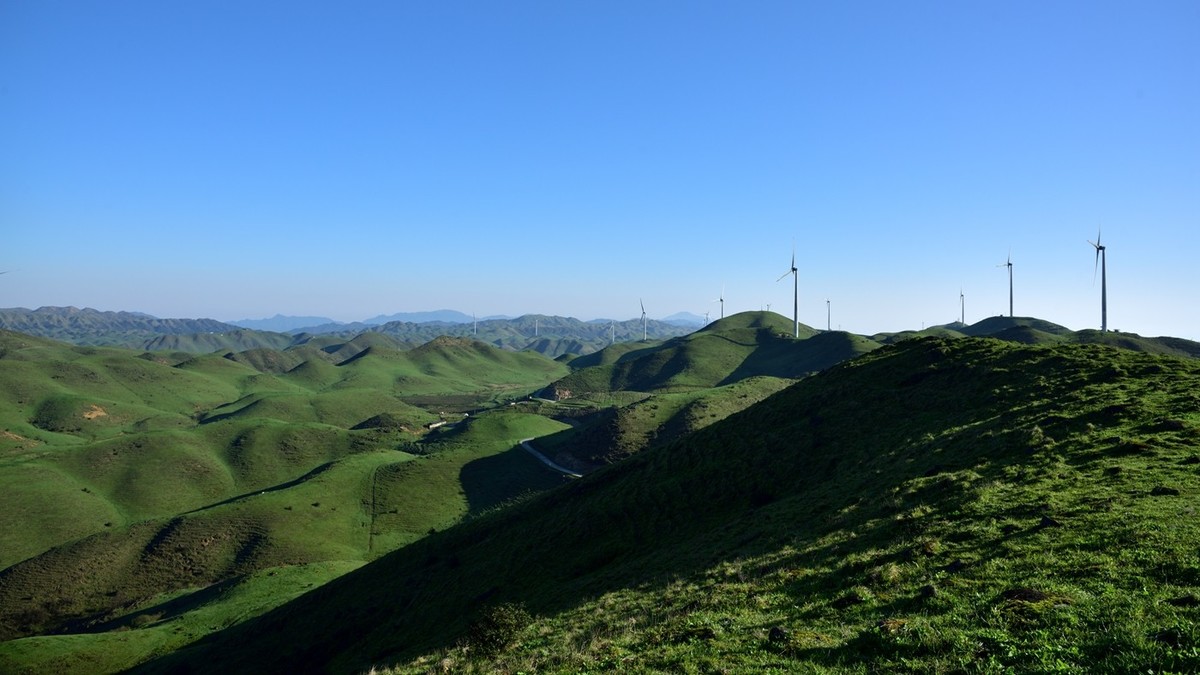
125,338,1200,674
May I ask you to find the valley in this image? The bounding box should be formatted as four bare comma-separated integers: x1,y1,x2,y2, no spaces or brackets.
0,312,1197,673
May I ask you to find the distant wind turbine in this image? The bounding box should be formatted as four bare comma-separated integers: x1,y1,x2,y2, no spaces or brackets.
826,299,831,332
1089,229,1108,333
959,289,965,325
712,285,725,320
610,319,615,345
640,299,647,341
473,312,477,336
998,252,1013,317
776,245,799,338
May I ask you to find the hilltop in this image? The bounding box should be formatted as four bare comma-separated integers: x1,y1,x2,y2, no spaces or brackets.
113,337,1200,674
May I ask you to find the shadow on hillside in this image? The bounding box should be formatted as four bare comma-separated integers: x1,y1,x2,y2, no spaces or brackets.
66,576,242,635
458,445,573,516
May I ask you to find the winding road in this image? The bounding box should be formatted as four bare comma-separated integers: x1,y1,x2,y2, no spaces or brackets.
519,438,583,478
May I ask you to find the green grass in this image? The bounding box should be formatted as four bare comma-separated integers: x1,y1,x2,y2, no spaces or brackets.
0,561,360,675
118,337,1200,674
0,331,573,659
537,375,795,466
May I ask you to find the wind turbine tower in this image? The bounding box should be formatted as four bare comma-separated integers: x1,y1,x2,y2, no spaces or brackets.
1089,230,1108,332
999,253,1014,317
713,285,725,320
776,247,799,338
959,289,965,325
826,299,831,332
640,299,647,341
610,319,615,345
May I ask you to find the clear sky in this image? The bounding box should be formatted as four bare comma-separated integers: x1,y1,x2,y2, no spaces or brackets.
3,1,1198,338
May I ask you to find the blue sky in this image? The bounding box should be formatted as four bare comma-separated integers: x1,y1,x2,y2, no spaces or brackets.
3,1,1197,338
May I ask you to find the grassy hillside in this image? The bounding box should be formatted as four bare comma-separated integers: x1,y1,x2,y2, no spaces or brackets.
549,311,878,396
534,376,795,468
118,337,1200,674
0,330,574,664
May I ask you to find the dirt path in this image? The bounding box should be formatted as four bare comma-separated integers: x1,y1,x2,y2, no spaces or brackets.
519,438,582,478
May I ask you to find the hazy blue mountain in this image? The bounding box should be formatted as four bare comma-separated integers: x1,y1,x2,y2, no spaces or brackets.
0,306,237,347
363,310,474,325
229,314,338,332
661,311,706,327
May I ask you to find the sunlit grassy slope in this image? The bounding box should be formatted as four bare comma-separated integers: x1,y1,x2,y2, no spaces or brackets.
0,329,570,657
126,337,1200,675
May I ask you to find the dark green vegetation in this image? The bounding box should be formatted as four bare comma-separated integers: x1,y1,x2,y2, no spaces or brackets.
3,313,1200,673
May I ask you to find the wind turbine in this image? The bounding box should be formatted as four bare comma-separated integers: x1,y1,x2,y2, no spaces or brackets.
959,288,965,325
998,252,1013,317
473,312,477,336
640,299,647,341
1089,229,1108,332
826,299,831,332
712,285,725,320
776,246,799,338
704,310,710,325
610,319,615,345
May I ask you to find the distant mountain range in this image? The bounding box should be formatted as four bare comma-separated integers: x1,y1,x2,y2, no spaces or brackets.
0,306,235,347
0,307,695,357
4,306,1199,362
228,314,338,332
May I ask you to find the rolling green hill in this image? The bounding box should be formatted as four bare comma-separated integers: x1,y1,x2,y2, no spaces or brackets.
107,337,1200,675
4,312,1200,674
533,375,795,468
547,311,879,396
0,330,573,658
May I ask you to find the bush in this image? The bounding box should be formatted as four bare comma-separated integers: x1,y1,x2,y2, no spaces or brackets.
465,603,532,656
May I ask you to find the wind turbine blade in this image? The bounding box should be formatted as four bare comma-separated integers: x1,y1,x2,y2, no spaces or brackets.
776,269,792,282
